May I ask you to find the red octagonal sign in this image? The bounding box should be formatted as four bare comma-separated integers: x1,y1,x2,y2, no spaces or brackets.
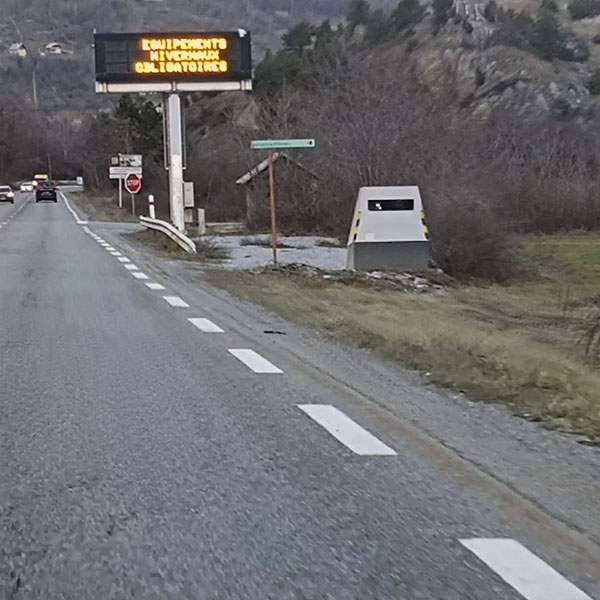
125,173,142,195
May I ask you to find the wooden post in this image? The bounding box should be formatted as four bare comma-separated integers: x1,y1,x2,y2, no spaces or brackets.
268,149,278,266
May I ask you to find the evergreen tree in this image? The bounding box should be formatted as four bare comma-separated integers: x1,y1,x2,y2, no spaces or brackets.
541,0,559,12
391,0,426,31
432,0,454,34
282,22,314,57
347,0,371,30
483,0,497,22
365,8,394,45
589,68,600,94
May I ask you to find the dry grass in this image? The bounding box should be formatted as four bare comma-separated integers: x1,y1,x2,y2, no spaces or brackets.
203,234,600,443
69,193,141,223
126,230,230,261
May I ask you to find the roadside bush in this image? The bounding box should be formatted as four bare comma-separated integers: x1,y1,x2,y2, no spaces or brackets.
594,33,600,43
427,193,517,282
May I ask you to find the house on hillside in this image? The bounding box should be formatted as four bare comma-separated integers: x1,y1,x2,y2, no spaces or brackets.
8,43,27,57
236,153,319,230
45,42,71,55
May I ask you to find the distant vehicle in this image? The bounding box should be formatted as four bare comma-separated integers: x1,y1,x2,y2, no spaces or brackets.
20,182,34,192
35,180,58,203
0,185,15,203
33,174,49,188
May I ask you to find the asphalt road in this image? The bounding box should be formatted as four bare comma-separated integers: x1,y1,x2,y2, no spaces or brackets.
0,193,598,599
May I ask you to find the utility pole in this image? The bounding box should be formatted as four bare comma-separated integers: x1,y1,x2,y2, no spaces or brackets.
47,153,52,179
32,66,39,111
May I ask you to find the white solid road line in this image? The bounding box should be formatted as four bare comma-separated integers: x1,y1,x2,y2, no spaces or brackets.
298,405,397,456
460,539,592,600
117,257,130,263
163,296,190,308
228,349,283,374
124,264,139,271
188,318,225,333
60,192,88,225
146,282,166,291
132,272,149,280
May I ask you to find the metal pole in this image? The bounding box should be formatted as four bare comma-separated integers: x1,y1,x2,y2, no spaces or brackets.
118,178,123,209
268,150,278,267
149,194,155,219
131,193,136,217
47,153,52,179
166,93,185,232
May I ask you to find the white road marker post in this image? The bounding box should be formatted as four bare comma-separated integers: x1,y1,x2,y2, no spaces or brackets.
148,194,156,219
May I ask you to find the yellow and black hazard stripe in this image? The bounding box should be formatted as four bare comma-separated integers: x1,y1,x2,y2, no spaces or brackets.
421,210,430,241
352,211,362,243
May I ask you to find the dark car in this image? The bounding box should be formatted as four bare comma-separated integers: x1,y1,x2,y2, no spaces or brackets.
36,180,58,203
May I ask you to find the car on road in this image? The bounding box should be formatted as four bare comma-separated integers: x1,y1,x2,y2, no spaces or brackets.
20,181,34,192
35,180,58,203
0,185,15,203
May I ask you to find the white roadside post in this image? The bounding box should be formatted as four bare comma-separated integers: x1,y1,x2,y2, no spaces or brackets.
166,94,185,233
148,194,156,219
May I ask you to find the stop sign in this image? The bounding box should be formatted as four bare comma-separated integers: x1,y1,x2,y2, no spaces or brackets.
124,173,142,195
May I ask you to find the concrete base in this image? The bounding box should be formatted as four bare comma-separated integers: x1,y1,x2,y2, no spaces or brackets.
347,241,430,271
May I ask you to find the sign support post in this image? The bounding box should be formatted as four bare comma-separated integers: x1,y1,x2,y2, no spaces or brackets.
118,178,123,209
267,149,279,266
251,139,316,266
166,93,185,233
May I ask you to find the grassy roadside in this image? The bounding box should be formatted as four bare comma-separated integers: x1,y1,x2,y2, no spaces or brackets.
203,233,600,444
125,230,230,261
68,192,141,223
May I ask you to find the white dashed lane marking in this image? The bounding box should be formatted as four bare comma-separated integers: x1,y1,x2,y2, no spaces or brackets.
228,349,283,374
105,246,115,251
132,272,149,280
298,405,397,456
110,252,122,256
163,296,190,308
124,264,139,271
188,318,225,333
117,257,130,263
460,539,592,600
146,283,166,291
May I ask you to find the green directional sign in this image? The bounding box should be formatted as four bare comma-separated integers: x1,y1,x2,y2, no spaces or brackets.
251,138,316,150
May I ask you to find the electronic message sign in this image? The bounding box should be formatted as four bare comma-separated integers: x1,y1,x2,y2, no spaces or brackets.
94,31,252,93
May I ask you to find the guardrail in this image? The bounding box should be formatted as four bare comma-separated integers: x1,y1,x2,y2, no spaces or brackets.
139,216,197,254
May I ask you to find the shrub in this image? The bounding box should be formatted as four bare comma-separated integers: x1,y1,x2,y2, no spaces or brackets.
589,68,600,94
428,194,517,282
567,0,600,19
541,0,559,12
593,33,600,43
